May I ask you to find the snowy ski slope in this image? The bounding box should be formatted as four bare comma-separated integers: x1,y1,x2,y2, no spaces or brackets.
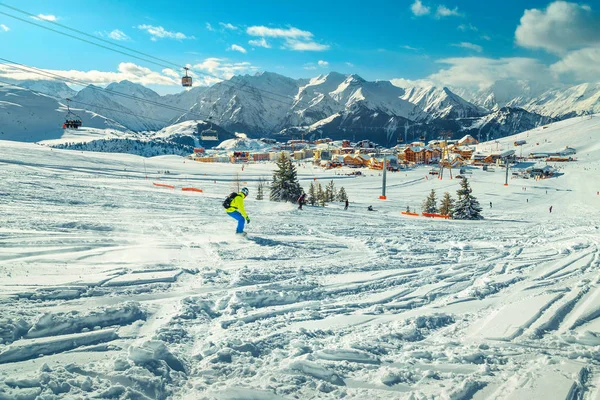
0,115,599,399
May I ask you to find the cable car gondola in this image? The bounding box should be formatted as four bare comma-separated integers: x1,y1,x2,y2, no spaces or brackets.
62,98,82,130
200,118,219,141
182,67,192,87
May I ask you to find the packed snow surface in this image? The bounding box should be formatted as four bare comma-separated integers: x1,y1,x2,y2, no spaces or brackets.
1,115,600,399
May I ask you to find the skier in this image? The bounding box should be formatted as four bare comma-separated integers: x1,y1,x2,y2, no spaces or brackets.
224,187,250,235
549,205,553,213
344,199,349,210
297,193,306,210
367,205,374,211
490,201,492,208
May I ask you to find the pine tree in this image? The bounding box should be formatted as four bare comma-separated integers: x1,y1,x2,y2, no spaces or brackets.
325,180,336,202
256,177,265,200
270,153,303,202
316,183,326,207
308,182,317,206
439,192,454,216
453,178,483,220
337,187,348,202
422,189,438,213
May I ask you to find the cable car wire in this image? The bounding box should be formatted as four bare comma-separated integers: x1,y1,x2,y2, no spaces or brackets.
0,2,183,70
0,4,333,108
0,78,193,126
0,59,213,117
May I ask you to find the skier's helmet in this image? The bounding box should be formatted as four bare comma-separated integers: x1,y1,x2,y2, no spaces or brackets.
241,187,249,197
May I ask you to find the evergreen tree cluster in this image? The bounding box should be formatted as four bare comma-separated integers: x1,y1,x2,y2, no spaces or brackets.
53,138,194,157
270,153,303,203
417,179,481,220
307,180,348,207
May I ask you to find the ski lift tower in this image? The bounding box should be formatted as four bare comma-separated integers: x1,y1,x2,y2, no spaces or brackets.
439,130,454,180
378,149,389,200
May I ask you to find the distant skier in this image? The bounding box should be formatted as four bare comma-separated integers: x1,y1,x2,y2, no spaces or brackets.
367,205,374,211
344,199,349,210
549,205,553,213
297,193,306,210
490,201,492,208
224,187,250,235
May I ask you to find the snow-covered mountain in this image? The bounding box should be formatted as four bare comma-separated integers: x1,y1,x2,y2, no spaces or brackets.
152,119,236,148
521,83,600,119
4,72,597,147
452,80,547,111
176,72,302,134
465,107,554,141
72,81,203,132
16,80,77,100
400,86,486,120
0,84,124,142
452,80,600,119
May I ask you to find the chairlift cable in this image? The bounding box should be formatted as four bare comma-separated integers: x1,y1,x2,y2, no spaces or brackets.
0,59,213,117
0,5,333,107
0,79,184,125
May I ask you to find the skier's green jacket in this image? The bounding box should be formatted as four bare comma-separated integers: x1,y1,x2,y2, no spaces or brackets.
225,193,248,219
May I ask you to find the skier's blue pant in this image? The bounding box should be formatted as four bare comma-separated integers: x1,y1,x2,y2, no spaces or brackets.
227,211,245,233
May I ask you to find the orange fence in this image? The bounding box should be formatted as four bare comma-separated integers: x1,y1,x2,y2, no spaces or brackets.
422,212,450,219
182,188,203,193
401,211,419,216
153,182,175,189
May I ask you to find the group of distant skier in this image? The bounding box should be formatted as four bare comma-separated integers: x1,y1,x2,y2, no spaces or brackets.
224,188,555,235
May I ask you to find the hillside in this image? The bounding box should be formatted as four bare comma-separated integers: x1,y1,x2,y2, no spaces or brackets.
1,114,600,398
0,84,125,142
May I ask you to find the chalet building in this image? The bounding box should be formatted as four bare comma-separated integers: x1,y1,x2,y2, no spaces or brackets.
457,135,479,146
404,146,441,164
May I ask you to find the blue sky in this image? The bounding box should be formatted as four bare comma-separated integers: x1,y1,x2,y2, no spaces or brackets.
1,0,599,94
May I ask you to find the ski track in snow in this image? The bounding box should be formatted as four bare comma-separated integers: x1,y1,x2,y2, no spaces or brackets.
1,117,600,399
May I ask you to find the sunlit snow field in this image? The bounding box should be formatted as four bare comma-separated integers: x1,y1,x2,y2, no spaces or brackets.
1,116,600,399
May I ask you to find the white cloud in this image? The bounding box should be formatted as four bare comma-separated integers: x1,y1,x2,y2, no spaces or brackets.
219,22,238,30
206,23,215,31
458,23,477,32
137,25,194,40
436,5,462,18
401,45,419,51
284,39,329,51
515,1,600,54
192,57,258,81
318,60,329,67
32,14,58,22
108,29,129,41
427,57,555,89
0,62,180,86
246,26,312,39
390,77,435,88
247,25,328,51
303,63,317,70
452,42,483,52
551,47,600,81
0,24,9,32
228,44,247,54
345,62,354,67
162,68,181,79
411,0,431,16
481,35,491,41
248,38,271,48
